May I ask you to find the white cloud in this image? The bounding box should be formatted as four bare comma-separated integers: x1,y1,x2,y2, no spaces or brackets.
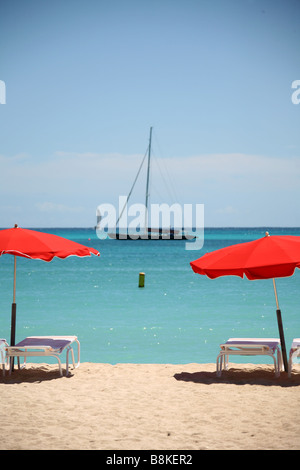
216,206,238,215
166,153,300,193
35,202,84,214
1,151,299,226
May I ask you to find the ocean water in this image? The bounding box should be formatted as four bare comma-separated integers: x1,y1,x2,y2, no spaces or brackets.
0,227,299,365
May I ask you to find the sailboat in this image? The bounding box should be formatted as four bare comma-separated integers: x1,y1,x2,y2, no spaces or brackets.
101,127,195,240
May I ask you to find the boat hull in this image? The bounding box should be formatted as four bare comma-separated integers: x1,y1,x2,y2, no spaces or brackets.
107,230,196,240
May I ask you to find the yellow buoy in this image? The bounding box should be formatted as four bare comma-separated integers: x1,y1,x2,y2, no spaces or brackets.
139,272,145,288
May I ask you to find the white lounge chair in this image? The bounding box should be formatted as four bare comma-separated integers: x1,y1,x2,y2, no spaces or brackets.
0,339,8,376
6,336,80,377
216,338,282,377
288,338,300,377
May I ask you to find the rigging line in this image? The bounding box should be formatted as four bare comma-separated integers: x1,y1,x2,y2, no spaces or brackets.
115,147,149,227
152,151,180,204
151,130,181,203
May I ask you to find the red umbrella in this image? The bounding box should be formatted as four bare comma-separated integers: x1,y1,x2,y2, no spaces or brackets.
0,224,100,348
190,232,300,372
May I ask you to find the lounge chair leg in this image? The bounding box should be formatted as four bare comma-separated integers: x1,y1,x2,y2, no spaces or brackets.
70,348,75,368
54,356,63,377
66,347,71,376
288,351,293,377
288,358,292,378
216,354,223,377
288,349,299,378
273,357,280,378
9,357,13,375
75,340,80,369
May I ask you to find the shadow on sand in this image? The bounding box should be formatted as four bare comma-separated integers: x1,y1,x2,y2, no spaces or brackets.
174,366,300,388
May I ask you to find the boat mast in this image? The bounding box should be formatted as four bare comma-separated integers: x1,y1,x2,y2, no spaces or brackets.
144,126,152,230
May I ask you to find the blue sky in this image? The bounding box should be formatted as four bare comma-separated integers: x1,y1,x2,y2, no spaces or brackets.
0,0,299,227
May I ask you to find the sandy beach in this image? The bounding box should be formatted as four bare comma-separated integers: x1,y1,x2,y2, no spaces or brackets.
1,362,300,451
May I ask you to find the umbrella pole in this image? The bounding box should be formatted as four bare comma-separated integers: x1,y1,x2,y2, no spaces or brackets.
10,303,16,346
10,255,17,345
273,278,288,372
10,256,17,371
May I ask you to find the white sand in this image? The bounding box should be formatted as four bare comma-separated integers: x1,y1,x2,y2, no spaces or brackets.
1,362,300,450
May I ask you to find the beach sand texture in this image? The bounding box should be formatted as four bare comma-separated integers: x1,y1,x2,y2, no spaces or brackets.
1,362,300,450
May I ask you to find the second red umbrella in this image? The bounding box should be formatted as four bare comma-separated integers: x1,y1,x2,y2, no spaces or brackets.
190,232,300,372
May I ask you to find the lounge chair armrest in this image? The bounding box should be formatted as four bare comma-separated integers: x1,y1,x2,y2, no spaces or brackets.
289,347,300,355
220,343,278,351
7,345,53,352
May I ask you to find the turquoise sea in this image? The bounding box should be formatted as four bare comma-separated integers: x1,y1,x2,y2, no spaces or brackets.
0,227,299,365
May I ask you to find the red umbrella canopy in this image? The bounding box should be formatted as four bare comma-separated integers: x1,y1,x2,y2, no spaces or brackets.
0,225,100,261
190,233,300,280
0,225,100,350
190,232,300,373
